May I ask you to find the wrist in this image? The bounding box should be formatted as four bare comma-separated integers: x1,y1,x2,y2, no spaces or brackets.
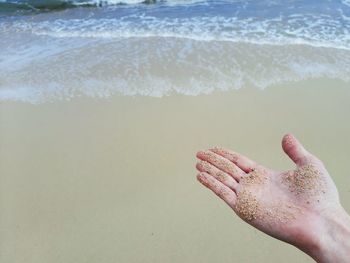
305,206,350,263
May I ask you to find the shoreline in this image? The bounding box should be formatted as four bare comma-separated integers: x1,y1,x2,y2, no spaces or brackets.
1,82,350,262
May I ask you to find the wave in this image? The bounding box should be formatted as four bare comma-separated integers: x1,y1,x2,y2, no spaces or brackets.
1,38,350,104
343,0,350,7
0,0,203,14
1,0,350,103
2,12,350,51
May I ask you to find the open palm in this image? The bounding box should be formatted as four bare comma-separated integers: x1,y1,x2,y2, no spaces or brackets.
196,134,342,256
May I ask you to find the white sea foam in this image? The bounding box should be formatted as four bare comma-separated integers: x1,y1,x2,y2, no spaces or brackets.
342,0,350,7
1,37,349,104
2,12,349,51
1,0,350,103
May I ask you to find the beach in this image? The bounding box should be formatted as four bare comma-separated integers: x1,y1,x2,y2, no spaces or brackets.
1,0,350,261
1,81,350,262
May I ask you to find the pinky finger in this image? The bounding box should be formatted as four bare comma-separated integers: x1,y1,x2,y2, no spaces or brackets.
197,172,237,208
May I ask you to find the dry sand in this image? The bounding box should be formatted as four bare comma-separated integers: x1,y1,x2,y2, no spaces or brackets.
1,80,350,263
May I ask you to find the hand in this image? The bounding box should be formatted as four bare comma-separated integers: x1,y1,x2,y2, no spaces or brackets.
196,134,350,263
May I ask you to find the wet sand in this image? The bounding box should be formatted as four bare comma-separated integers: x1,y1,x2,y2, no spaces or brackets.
1,80,350,263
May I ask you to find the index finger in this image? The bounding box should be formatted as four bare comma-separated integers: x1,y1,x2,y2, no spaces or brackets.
210,147,258,173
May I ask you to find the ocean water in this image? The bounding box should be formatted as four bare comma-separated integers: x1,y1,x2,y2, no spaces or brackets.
0,0,350,103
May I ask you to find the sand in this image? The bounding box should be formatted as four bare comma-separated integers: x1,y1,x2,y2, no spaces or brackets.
283,164,326,199
1,80,350,263
241,169,268,186
235,190,261,221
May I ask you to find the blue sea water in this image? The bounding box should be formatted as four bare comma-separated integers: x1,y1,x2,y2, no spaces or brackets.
0,0,350,103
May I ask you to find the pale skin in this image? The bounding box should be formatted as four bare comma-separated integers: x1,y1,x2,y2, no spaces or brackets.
196,134,350,263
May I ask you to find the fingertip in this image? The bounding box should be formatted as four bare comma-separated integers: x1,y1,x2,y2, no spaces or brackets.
281,133,310,166
282,133,295,149
282,133,304,155
209,146,221,152
195,161,202,171
196,150,205,159
196,172,207,182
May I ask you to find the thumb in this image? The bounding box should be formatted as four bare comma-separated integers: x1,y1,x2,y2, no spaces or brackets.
282,133,312,166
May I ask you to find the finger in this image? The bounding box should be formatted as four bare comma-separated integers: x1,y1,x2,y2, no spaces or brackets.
282,134,313,166
196,160,238,191
197,172,236,208
210,147,258,173
196,150,244,181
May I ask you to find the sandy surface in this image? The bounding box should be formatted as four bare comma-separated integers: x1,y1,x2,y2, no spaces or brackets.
1,80,350,262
